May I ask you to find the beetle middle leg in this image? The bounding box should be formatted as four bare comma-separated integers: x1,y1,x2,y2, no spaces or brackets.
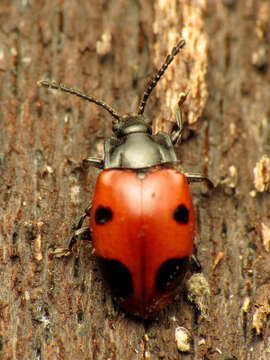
54,154,105,257
54,203,92,257
185,174,214,189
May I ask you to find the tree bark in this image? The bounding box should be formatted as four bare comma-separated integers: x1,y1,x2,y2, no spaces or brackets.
1,0,270,359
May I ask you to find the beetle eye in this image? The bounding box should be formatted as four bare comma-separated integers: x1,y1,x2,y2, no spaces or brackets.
112,122,121,135
155,257,189,292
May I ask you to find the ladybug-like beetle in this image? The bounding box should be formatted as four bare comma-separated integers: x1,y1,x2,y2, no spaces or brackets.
40,40,211,318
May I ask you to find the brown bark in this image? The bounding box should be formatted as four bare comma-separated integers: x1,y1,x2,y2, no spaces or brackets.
1,0,270,359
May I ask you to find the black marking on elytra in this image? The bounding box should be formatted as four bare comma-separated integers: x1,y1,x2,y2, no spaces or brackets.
173,204,189,224
99,258,133,297
95,206,113,225
155,257,189,292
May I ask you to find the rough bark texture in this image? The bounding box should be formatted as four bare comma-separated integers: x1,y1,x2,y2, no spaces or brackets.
1,0,270,359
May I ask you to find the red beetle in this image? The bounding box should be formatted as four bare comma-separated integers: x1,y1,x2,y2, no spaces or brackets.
40,40,211,318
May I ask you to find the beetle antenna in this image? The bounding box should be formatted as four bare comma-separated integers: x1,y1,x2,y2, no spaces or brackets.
137,39,186,115
38,80,121,122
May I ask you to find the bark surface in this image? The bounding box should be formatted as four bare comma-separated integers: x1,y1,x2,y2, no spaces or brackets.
1,1,270,359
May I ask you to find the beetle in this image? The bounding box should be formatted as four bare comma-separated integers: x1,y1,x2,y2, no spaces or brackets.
39,39,212,318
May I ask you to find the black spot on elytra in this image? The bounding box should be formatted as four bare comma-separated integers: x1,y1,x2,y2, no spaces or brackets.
99,258,133,297
155,257,189,292
173,204,189,224
95,205,113,225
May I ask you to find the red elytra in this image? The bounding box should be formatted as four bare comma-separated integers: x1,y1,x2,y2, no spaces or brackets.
40,39,211,318
91,168,194,317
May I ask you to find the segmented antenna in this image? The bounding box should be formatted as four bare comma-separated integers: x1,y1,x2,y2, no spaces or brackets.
38,80,121,122
137,39,186,115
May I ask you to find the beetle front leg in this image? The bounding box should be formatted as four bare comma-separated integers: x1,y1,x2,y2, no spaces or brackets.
82,157,104,169
54,203,92,257
170,92,189,145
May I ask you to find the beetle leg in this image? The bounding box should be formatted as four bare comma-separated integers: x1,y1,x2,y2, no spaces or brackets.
171,92,189,145
185,174,214,189
191,254,202,272
54,204,92,257
82,157,104,169
170,101,183,145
